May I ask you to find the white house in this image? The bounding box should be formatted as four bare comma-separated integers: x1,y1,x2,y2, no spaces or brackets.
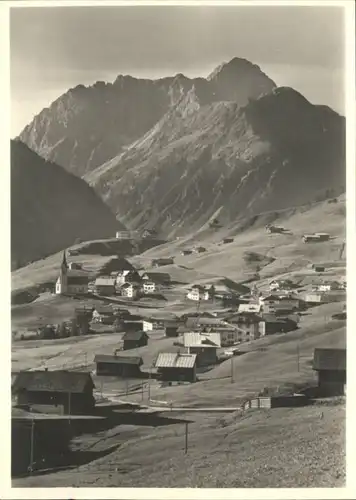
55,251,88,295
318,281,341,292
187,285,210,302
121,282,141,299
143,281,156,294
269,279,294,291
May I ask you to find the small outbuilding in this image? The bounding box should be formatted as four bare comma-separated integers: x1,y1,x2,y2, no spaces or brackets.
122,331,149,350
313,347,346,396
155,352,197,382
94,354,143,377
164,321,181,337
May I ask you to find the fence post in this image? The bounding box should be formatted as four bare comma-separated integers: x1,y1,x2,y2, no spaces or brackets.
29,418,35,475
185,422,188,454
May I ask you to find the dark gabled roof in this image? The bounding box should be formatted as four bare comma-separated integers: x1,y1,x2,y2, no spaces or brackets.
12,370,94,394
313,348,346,371
122,331,148,341
164,321,181,328
142,272,171,281
94,354,143,366
226,312,263,323
94,306,114,315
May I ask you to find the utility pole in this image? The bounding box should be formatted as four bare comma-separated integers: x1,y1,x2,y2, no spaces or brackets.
185,422,189,454
297,345,300,373
29,418,35,475
231,356,234,383
141,380,144,401
148,368,151,402
68,392,71,426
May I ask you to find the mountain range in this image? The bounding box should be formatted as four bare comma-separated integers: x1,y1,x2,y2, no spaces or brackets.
11,140,123,269
17,57,345,239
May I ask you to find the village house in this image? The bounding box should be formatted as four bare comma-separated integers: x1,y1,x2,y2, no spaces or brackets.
55,252,89,295
211,284,235,301
94,276,117,296
141,272,171,286
121,282,142,299
304,292,330,305
269,279,295,291
94,353,143,377
225,312,265,339
142,281,157,294
155,352,197,383
262,314,298,335
12,370,95,415
115,230,139,239
187,285,210,302
122,331,149,350
302,233,330,243
238,303,262,314
312,264,326,272
114,269,141,288
92,305,115,324
259,294,300,314
151,257,174,267
215,327,241,347
185,316,228,331
313,348,346,396
183,332,220,367
142,319,162,332
317,281,342,292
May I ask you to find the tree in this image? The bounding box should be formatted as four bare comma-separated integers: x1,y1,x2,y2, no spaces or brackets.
76,315,90,335
69,319,79,337
57,322,68,338
113,318,124,333
39,325,56,340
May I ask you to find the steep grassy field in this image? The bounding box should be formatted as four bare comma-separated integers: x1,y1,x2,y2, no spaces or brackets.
13,401,345,488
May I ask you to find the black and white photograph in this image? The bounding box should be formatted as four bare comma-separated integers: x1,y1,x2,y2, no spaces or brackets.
4,0,354,492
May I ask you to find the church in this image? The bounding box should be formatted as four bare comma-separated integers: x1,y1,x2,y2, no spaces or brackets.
55,251,89,295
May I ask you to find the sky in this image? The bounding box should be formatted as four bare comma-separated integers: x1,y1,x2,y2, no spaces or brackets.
10,4,345,137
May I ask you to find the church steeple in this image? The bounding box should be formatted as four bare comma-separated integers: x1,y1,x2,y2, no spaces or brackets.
61,250,68,273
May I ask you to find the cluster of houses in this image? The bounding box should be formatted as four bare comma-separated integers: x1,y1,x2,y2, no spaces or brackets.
11,345,346,416
55,251,172,300
186,283,240,303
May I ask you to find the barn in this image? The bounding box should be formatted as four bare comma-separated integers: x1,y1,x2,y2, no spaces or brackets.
122,331,149,350
12,370,95,415
94,354,143,377
313,348,346,396
155,352,197,382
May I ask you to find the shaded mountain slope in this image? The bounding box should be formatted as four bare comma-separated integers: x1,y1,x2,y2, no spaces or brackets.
18,58,276,177
11,140,123,269
86,86,345,236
